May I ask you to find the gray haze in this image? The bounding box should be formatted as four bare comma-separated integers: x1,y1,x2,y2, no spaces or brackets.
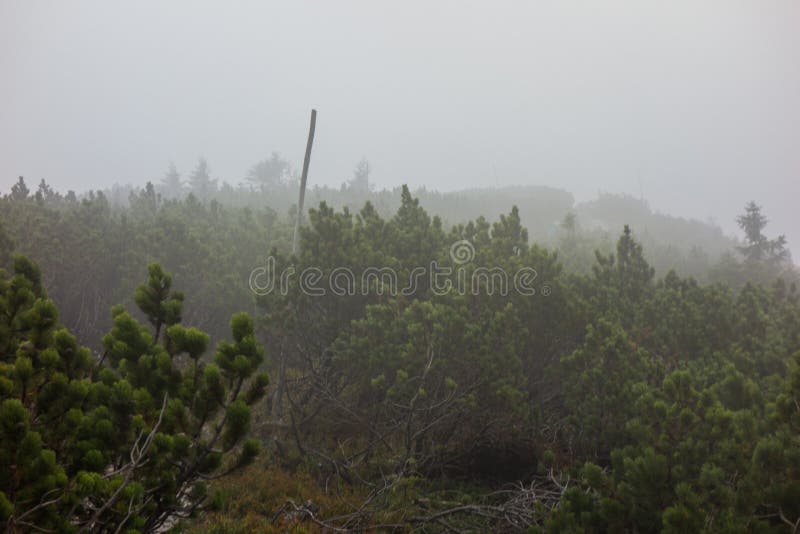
1,1,798,244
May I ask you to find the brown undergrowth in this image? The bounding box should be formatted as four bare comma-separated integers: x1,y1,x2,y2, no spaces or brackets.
185,458,369,533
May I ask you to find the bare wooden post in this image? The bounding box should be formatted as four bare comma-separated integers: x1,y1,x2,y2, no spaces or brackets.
292,109,317,255
277,109,316,421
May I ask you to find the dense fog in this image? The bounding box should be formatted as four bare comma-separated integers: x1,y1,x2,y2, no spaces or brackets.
2,3,800,532
2,1,798,242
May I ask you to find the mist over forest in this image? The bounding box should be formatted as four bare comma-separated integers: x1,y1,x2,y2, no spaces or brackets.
1,2,800,533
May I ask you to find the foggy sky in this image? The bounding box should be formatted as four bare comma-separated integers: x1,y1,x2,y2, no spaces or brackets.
1,1,798,244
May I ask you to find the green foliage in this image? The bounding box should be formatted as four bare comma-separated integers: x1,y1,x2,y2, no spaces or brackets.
0,259,268,532
2,180,799,531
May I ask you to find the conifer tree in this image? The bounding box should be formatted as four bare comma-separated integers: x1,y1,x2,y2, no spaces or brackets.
736,201,790,265
188,158,217,203
0,258,267,532
160,162,184,199
9,177,29,202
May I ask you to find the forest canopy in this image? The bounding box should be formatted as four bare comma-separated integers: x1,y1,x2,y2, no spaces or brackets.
0,178,798,532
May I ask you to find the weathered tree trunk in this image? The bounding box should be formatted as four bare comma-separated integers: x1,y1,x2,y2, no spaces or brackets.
277,109,316,420
292,109,317,255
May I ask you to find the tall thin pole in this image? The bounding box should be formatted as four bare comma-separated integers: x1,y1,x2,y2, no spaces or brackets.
292,109,317,255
